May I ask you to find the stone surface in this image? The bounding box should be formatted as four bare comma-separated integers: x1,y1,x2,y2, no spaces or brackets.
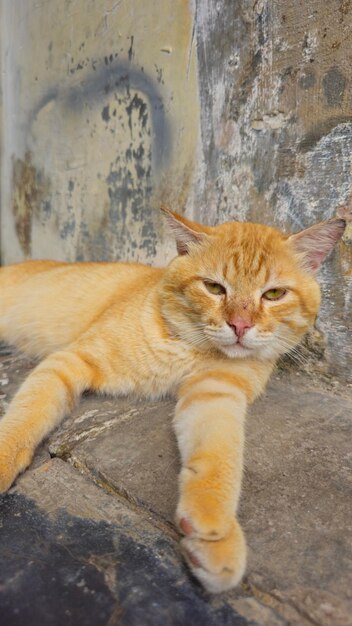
49,396,179,524
1,460,253,626
0,351,352,625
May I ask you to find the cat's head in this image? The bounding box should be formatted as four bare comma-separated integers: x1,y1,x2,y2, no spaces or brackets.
160,208,345,361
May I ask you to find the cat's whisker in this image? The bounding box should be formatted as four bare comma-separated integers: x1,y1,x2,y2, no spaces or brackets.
177,329,212,351
274,337,311,366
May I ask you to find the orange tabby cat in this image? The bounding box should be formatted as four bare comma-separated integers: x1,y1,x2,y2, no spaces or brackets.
0,208,345,592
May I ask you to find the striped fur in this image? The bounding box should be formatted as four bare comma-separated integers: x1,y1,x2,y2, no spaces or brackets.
0,211,345,592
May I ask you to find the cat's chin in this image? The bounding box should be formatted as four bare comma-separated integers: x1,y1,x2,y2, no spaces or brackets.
218,343,253,359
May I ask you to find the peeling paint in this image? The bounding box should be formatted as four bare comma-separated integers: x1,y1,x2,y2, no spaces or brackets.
302,31,318,63
251,112,290,131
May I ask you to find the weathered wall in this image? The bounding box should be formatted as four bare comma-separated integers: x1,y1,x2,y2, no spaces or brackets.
1,0,351,381
1,0,199,264
193,0,352,380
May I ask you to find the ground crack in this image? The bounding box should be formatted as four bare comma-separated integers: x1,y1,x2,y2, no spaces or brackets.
246,578,322,626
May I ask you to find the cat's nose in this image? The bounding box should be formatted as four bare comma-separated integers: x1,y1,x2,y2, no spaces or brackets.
227,318,253,338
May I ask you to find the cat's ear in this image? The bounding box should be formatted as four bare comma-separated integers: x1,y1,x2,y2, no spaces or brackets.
160,206,211,255
288,217,346,272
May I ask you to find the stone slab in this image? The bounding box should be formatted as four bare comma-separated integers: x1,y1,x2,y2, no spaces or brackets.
49,374,352,626
0,459,256,626
49,395,179,524
1,350,352,625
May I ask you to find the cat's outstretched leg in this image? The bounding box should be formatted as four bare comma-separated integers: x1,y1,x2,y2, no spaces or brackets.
0,348,99,492
174,368,249,593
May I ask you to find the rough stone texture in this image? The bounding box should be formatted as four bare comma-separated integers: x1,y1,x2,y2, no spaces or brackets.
1,461,254,626
49,397,179,525
1,0,351,380
0,350,351,625
193,0,352,381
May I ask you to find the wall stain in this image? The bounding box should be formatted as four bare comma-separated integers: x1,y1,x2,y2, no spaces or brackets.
299,70,316,90
25,56,173,261
101,104,110,122
12,152,51,256
339,0,352,22
104,124,154,259
31,60,171,170
323,66,346,107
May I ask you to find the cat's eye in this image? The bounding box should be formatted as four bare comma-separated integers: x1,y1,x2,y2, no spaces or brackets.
262,288,287,301
204,281,226,296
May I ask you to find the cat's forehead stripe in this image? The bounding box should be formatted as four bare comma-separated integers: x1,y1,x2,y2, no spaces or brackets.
223,261,229,280
221,247,270,285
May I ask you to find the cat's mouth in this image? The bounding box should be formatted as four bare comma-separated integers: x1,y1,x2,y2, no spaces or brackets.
217,341,253,358
204,326,257,358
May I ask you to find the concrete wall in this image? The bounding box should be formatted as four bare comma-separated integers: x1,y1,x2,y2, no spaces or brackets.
1,0,351,381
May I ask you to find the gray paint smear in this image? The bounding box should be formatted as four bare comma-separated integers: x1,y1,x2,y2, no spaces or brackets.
30,61,171,170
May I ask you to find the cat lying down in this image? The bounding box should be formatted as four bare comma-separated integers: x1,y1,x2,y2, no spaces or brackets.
0,208,346,592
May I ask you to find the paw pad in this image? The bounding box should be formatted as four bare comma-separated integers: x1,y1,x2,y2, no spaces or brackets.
179,517,194,536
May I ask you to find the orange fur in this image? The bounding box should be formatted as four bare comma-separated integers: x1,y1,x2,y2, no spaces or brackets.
0,210,345,592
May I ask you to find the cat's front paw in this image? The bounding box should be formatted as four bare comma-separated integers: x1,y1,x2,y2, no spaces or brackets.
176,465,235,540
0,444,32,493
180,518,246,593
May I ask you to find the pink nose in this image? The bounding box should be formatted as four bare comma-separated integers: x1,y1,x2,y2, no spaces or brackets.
227,318,253,338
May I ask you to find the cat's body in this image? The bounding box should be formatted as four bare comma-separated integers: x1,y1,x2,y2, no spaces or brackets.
0,209,346,593
0,258,271,394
